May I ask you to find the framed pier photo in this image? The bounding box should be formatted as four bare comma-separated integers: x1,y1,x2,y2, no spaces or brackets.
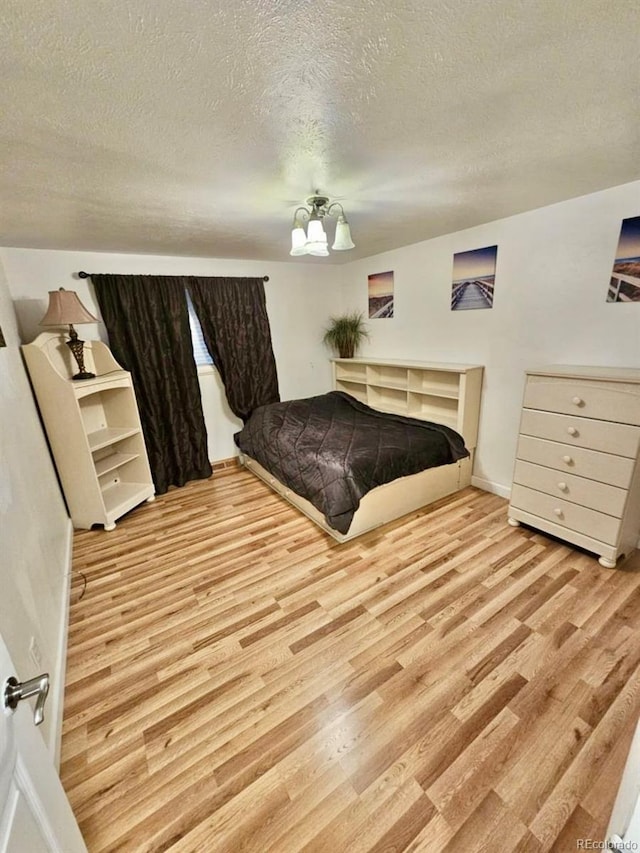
607,215,640,302
451,245,497,310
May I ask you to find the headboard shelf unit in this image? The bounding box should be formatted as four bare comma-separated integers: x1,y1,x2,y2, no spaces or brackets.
332,357,484,452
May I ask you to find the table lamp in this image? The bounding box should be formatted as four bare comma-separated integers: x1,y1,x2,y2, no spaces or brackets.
40,288,98,380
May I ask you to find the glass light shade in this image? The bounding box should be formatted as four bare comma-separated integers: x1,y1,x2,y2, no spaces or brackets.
306,241,330,257
306,217,326,243
332,217,355,250
305,215,328,255
290,225,309,256
40,289,97,326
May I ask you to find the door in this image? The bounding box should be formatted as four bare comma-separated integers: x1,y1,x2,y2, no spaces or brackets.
0,631,86,853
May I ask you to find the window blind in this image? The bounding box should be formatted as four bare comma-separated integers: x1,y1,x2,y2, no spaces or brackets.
185,290,213,365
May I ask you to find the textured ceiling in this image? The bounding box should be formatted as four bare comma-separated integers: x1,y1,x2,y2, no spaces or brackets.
1,0,639,263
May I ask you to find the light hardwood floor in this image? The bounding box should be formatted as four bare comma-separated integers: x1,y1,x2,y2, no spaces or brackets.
61,466,640,852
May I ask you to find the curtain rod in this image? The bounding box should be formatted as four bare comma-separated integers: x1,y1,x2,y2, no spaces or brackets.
77,271,270,282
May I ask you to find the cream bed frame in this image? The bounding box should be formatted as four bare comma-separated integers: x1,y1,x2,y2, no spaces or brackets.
239,358,484,543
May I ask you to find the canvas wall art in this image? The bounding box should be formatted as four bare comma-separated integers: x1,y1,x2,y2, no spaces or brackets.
451,245,498,310
368,271,394,318
607,215,640,302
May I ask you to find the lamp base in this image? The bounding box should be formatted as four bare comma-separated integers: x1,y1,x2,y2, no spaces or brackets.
66,329,95,381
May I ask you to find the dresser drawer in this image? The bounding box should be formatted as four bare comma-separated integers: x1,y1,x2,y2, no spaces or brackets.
513,461,628,517
510,484,621,545
524,377,640,426
520,410,640,458
515,435,635,489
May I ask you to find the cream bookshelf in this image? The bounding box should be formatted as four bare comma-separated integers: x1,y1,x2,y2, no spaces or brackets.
22,333,155,531
331,357,484,452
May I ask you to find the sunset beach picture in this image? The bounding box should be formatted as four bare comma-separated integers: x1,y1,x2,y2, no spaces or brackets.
451,245,497,310
607,215,640,302
368,271,394,318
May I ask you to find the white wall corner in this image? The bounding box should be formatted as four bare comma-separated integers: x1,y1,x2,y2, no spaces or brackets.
471,475,511,499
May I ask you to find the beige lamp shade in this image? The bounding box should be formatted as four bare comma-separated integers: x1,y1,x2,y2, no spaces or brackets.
40,288,97,326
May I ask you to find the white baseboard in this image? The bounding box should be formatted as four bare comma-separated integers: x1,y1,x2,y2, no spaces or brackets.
471,475,511,499
49,517,73,770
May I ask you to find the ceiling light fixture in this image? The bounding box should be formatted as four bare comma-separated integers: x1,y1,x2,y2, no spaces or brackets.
290,194,355,257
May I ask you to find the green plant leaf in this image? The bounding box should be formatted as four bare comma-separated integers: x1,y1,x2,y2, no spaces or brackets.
322,312,370,358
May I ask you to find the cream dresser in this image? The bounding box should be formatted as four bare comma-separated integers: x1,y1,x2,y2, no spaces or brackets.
508,365,640,568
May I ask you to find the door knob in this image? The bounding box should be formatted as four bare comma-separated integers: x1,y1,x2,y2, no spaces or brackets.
4,673,50,726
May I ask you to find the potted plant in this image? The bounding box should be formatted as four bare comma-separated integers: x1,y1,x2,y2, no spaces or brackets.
322,311,370,359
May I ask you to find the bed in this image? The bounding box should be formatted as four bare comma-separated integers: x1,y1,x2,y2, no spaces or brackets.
236,358,484,542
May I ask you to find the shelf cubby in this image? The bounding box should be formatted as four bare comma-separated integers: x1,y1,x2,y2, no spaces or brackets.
408,369,460,399
101,481,154,518
331,358,484,451
93,451,140,478
368,385,408,414
88,426,141,453
335,362,368,384
366,364,408,390
336,380,368,403
408,392,459,429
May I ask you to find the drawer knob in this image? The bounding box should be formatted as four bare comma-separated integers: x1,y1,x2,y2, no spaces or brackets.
572,396,584,406
557,482,568,491
562,455,573,464
553,508,564,518
567,426,578,436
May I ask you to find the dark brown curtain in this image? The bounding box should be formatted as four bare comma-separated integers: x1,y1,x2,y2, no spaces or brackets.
92,274,212,494
187,277,280,422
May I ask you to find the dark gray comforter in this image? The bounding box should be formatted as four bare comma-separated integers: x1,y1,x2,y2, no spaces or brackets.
234,391,469,535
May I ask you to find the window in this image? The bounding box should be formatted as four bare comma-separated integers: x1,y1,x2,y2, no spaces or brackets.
185,290,213,366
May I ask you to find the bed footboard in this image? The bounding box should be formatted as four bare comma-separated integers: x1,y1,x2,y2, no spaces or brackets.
238,453,472,543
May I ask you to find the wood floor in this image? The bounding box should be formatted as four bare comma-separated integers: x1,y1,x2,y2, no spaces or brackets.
61,466,640,852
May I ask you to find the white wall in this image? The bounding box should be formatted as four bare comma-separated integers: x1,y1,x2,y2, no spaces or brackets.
341,181,640,494
2,181,638,490
0,256,71,760
1,249,344,461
